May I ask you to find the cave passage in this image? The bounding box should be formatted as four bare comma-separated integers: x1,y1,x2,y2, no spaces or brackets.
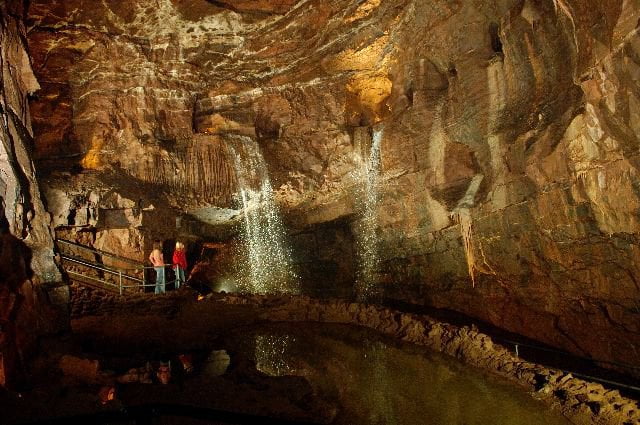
1,0,640,424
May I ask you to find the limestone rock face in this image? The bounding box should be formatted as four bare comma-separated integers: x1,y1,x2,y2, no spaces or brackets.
26,0,640,370
0,0,66,389
1,1,59,282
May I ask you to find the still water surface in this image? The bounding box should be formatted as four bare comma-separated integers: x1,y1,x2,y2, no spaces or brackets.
226,323,572,425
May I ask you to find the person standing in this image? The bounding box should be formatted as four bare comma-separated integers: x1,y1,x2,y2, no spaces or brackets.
172,241,187,289
149,240,166,294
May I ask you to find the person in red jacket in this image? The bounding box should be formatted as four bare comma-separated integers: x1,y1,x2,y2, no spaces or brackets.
172,241,187,289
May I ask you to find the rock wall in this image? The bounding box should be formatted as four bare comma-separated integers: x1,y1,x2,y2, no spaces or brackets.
25,0,640,370
372,0,640,370
0,0,66,389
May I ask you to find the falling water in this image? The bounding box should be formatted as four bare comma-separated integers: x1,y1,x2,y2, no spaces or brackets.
354,128,383,301
230,137,298,294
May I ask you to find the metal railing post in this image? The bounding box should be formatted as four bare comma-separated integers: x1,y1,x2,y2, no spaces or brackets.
119,271,123,295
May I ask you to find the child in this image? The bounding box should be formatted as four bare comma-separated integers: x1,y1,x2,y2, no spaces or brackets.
172,241,187,289
149,240,166,294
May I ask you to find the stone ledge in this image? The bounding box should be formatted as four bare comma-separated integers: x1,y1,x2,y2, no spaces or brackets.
219,294,640,425
69,284,640,425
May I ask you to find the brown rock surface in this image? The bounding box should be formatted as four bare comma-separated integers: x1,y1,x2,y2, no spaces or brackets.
24,0,640,372
0,0,66,389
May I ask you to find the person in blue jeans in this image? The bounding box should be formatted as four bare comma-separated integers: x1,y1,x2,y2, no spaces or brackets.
149,240,166,294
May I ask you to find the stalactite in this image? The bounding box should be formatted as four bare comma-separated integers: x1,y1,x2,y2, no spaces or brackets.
451,208,476,287
130,138,237,205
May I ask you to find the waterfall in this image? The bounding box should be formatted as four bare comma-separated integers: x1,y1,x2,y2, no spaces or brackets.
230,136,298,294
354,127,383,301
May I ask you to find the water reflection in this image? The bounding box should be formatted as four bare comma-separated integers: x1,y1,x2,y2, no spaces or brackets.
239,325,571,425
255,334,296,376
203,350,230,377
364,341,397,425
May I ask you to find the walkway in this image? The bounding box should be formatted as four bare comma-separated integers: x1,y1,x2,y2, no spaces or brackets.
56,239,173,294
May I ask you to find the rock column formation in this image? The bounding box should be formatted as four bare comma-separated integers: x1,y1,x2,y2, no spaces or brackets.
24,0,640,371
0,1,65,388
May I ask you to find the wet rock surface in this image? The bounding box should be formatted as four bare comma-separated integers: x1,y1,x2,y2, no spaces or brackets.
23,0,640,373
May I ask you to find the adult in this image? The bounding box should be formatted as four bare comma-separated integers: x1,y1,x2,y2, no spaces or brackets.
148,240,166,294
172,241,187,289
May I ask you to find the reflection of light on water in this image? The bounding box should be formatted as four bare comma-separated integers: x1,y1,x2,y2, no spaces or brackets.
229,326,571,425
366,342,397,425
214,277,239,293
203,350,230,377
255,334,295,376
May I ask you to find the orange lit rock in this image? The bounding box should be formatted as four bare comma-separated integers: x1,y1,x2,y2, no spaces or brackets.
346,74,393,124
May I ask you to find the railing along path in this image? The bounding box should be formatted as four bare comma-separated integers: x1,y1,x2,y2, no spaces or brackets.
56,239,175,295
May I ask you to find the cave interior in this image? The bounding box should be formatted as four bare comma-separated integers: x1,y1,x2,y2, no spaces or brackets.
1,0,640,424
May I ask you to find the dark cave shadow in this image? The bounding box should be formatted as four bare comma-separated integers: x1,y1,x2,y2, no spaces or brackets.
0,200,35,389
0,233,34,315
0,196,34,284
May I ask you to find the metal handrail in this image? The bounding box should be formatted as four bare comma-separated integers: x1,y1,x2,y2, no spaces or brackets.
501,338,640,371
60,252,178,295
61,254,143,283
61,254,143,295
382,299,640,379
65,270,122,292
56,238,145,268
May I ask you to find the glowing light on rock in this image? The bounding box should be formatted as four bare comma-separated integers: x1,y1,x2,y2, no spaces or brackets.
346,74,393,122
354,127,383,301
231,136,298,295
80,135,105,169
345,0,382,23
